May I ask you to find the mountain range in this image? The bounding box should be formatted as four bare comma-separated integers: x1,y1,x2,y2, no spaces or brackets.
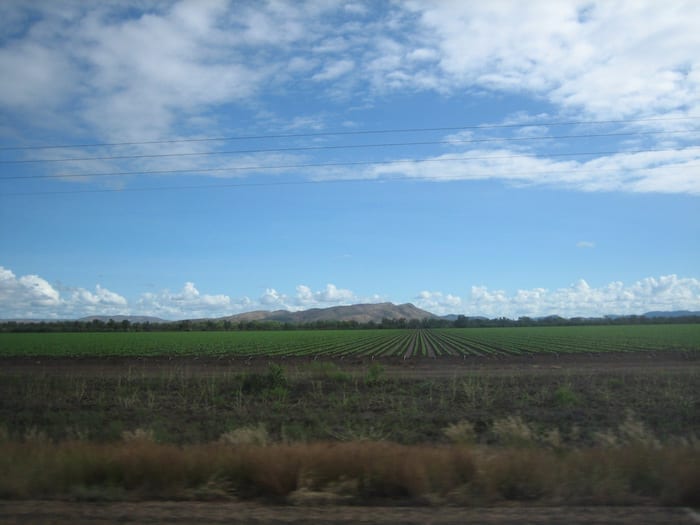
2,305,699,324
216,302,435,324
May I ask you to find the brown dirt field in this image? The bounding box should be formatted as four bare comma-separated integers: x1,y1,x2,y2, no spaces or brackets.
1,501,698,525
2,349,698,378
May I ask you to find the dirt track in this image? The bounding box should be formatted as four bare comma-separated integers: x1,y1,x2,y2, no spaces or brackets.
1,502,699,525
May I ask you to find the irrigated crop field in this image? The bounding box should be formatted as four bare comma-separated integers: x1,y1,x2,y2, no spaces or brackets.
2,324,699,358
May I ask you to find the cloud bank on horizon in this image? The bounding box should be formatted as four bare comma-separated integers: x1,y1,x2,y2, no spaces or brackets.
2,266,699,320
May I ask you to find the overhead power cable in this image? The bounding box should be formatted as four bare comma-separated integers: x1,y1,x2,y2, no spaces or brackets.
1,115,699,152
2,129,698,165
2,146,700,182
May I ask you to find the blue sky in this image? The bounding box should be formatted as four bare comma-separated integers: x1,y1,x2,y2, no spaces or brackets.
1,0,699,319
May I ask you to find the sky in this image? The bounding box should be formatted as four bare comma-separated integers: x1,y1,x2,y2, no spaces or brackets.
1,0,699,320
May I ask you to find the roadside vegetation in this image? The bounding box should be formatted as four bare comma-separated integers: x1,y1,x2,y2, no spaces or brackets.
1,353,699,505
2,437,698,506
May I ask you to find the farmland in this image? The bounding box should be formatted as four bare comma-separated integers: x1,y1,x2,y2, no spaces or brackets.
1,324,699,519
1,324,699,358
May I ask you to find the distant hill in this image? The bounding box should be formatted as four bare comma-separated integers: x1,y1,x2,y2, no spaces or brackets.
219,302,435,324
643,310,700,318
78,315,169,323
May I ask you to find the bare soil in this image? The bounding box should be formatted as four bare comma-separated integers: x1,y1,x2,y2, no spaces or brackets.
1,501,698,525
2,349,697,378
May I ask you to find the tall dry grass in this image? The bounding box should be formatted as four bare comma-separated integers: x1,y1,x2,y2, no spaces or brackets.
0,438,697,505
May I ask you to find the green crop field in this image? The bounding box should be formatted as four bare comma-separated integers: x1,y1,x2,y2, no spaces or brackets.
1,324,698,357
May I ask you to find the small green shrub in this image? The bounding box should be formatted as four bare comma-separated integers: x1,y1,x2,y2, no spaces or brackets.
242,363,287,393
365,363,385,384
553,384,580,407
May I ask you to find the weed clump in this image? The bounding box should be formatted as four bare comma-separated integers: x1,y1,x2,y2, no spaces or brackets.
443,420,477,445
553,384,579,407
307,362,351,382
241,363,287,394
592,413,661,448
219,424,269,446
121,428,155,443
491,416,535,447
365,363,385,384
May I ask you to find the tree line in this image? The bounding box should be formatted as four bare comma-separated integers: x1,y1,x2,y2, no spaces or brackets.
1,314,698,333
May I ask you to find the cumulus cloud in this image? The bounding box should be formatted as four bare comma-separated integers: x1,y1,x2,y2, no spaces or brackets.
0,266,126,318
256,283,359,311
137,282,365,318
296,283,356,306
1,265,698,320
0,264,377,319
136,282,232,319
416,275,700,318
0,266,60,313
69,285,127,308
410,1,700,119
415,290,463,314
259,288,288,307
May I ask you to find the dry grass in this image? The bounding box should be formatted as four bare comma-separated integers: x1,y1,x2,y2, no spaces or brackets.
0,438,697,506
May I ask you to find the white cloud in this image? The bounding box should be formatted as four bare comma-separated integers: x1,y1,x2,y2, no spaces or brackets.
415,290,462,315
3,2,699,126
312,59,355,81
136,282,232,319
406,47,438,62
258,283,359,311
70,285,127,308
296,283,356,306
410,1,700,119
3,1,700,195
365,146,700,195
576,241,595,249
418,275,700,318
0,266,60,313
259,288,288,307
0,266,127,318
0,1,306,142
0,264,376,319
1,265,698,320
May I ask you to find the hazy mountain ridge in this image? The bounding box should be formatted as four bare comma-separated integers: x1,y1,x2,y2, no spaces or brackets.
218,302,436,324
1,308,698,324
642,310,700,318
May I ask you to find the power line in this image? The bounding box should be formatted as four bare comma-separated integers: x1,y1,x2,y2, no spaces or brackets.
2,129,698,165
3,155,699,197
2,146,700,182
1,115,699,152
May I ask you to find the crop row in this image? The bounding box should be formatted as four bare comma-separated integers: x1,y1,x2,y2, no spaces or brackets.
0,324,698,358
